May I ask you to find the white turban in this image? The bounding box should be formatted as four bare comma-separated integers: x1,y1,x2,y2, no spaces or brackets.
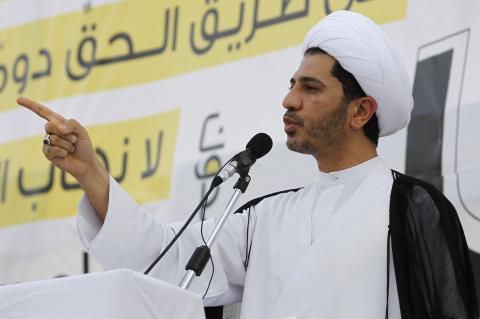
303,10,413,137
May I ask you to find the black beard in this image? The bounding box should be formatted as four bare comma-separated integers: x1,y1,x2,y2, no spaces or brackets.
286,100,348,156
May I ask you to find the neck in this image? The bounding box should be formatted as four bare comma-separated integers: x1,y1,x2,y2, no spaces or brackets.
314,136,378,173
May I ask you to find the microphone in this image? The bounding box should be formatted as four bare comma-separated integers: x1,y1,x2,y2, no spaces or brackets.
212,133,273,187
145,133,272,276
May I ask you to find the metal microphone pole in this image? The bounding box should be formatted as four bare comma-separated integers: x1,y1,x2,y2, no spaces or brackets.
179,173,251,290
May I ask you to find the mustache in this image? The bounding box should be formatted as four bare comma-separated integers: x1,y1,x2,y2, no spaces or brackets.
283,111,304,125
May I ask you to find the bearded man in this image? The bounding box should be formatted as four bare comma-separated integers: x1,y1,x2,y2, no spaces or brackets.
19,10,477,319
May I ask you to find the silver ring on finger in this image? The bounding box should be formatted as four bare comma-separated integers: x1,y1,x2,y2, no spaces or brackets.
43,134,51,145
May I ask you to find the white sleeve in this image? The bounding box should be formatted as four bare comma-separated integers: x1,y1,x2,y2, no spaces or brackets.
77,176,253,306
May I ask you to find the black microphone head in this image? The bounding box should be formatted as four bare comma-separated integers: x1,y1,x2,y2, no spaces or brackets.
246,133,273,160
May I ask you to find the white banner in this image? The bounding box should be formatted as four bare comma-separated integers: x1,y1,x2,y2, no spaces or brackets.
0,0,479,295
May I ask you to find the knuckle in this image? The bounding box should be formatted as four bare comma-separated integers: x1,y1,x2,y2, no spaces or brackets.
44,122,53,133
67,118,80,127
45,121,58,133
68,133,78,144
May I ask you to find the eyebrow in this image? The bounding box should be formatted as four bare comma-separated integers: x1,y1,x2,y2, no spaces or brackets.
291,76,326,88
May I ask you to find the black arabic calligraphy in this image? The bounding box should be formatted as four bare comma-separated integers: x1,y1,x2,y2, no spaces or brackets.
65,6,179,81
0,48,51,95
142,131,164,179
17,164,55,196
324,0,373,14
0,1,316,91
246,0,310,44
0,159,9,203
190,2,246,55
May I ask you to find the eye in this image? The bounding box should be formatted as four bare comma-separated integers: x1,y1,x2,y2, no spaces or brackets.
304,85,318,92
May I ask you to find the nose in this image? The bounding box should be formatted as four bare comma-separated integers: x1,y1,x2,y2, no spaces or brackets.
282,87,302,111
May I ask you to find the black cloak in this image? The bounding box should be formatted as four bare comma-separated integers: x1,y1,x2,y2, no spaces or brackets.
389,170,478,319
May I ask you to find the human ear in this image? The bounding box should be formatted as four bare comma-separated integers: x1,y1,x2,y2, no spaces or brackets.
350,97,377,130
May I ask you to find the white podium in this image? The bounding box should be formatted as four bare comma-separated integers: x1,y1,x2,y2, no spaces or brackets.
0,269,206,319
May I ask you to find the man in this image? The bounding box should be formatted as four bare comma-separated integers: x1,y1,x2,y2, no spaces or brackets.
18,10,477,319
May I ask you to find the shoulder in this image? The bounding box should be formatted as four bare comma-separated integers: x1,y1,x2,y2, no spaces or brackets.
389,170,458,227
391,170,453,209
233,187,303,215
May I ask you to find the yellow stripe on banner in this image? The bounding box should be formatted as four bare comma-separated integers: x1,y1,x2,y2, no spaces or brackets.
0,108,180,227
0,0,408,111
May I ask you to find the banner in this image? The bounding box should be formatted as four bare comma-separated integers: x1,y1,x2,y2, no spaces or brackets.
0,0,407,111
1,1,480,309
0,108,180,227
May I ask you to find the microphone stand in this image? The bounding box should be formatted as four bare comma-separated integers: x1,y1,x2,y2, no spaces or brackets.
179,171,251,290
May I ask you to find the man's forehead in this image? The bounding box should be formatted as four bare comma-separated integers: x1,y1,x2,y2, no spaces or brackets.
292,53,336,81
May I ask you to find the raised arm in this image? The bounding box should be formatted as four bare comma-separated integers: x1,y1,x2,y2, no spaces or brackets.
17,97,109,221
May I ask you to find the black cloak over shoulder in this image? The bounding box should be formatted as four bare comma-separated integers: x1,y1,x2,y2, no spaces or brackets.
389,171,479,319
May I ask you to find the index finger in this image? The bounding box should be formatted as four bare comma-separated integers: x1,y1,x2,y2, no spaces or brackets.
17,97,66,122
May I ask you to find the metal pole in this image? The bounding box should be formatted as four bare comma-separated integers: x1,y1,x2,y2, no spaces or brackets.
179,177,249,290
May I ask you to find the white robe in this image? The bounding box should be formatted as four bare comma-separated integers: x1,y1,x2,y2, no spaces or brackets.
77,157,401,319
